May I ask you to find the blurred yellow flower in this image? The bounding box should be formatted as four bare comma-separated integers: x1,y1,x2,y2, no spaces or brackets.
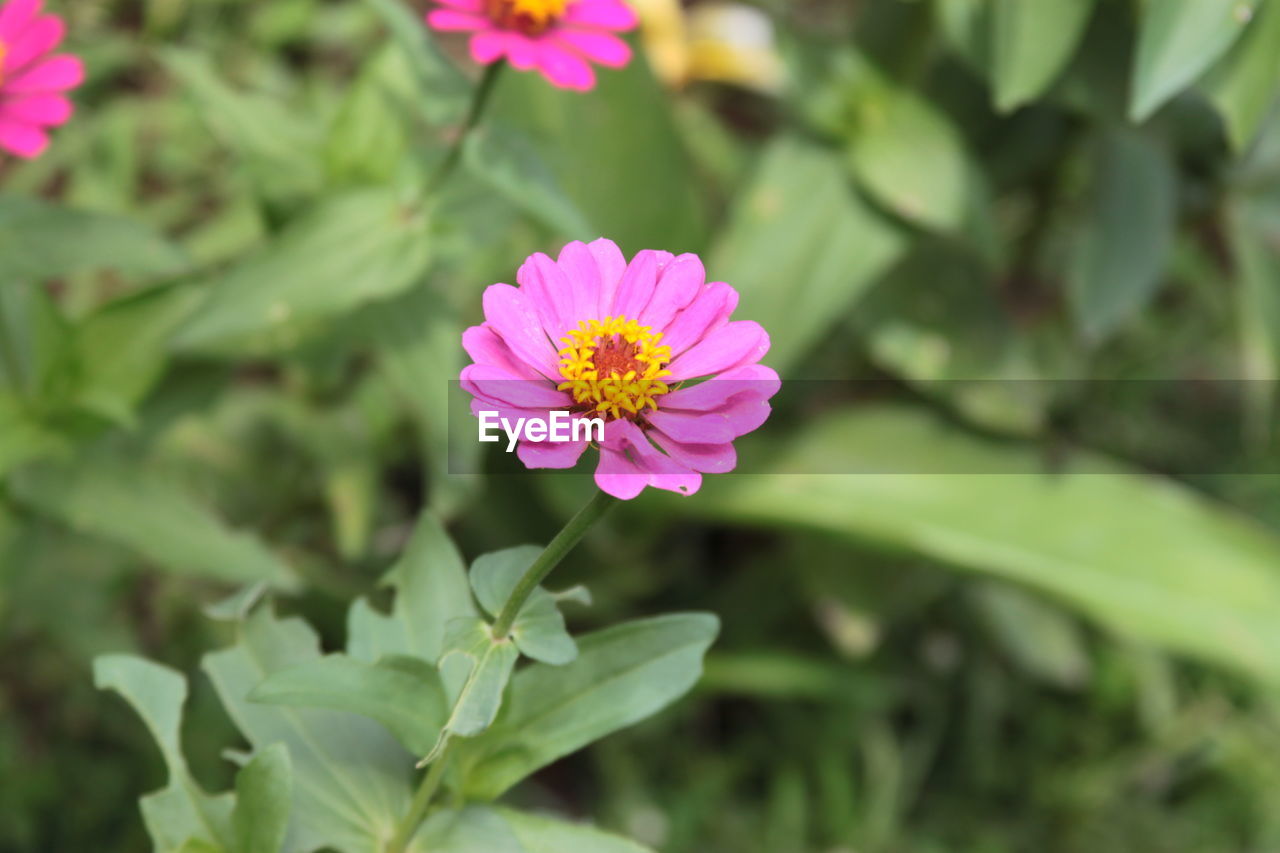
628,0,785,92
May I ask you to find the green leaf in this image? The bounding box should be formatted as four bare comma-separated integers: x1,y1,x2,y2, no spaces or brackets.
991,0,1096,111
486,57,709,252
324,49,409,187
471,546,577,665
11,455,297,588
347,510,477,664
1067,129,1177,342
848,69,975,233
690,405,1280,686
361,0,469,125
172,188,432,353
0,194,188,282
94,655,235,853
970,582,1092,689
496,807,654,853
204,605,414,853
1203,0,1280,151
459,613,719,800
412,805,653,853
710,136,907,371
232,744,292,853
463,123,595,240
250,654,448,756
1130,0,1259,121
162,48,323,203
1229,199,1280,438
433,619,520,756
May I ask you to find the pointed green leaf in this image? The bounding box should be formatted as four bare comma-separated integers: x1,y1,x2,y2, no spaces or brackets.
94,655,235,853
250,654,448,757
1203,0,1280,151
970,582,1092,689
690,405,1280,686
471,546,577,665
992,0,1096,111
1067,129,1176,342
203,605,413,853
347,511,477,664
459,613,719,800
435,619,519,749
232,744,292,853
1131,0,1259,121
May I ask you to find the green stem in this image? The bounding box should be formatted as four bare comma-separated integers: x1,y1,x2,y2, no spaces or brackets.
386,745,451,853
426,61,504,193
491,491,616,638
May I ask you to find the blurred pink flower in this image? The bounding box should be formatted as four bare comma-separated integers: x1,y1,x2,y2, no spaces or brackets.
0,0,82,159
462,239,778,499
427,0,637,92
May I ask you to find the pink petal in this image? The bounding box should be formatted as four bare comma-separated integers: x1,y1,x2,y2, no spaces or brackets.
554,29,631,68
640,253,704,330
519,436,588,469
505,33,540,70
589,238,627,317
518,252,578,339
470,31,510,63
0,92,70,126
617,421,701,496
0,0,40,43
481,283,559,379
668,320,769,380
4,15,63,75
462,325,544,380
5,54,83,93
0,118,47,157
563,0,639,30
662,282,739,356
610,250,658,319
555,241,603,325
426,9,488,31
649,431,737,474
433,0,484,10
532,41,596,91
595,447,648,499
663,365,780,412
461,364,569,409
647,394,771,444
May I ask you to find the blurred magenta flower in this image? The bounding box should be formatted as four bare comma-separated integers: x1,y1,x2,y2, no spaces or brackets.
0,0,82,158
426,0,637,92
462,239,778,499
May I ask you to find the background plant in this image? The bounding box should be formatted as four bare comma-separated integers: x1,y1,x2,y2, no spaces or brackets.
7,0,1280,851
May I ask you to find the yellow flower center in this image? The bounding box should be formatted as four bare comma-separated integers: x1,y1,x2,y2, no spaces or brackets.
557,316,673,420
486,0,572,34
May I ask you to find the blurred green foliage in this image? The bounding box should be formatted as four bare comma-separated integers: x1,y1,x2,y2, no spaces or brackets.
7,0,1280,850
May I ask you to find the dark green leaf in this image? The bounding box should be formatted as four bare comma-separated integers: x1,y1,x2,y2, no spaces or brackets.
992,0,1096,111
232,744,292,853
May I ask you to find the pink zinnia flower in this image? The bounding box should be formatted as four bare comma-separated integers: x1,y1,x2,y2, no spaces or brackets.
0,0,82,159
426,0,637,92
461,239,778,500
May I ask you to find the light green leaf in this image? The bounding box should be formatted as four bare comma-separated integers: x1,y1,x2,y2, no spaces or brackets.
1130,0,1259,121
970,582,1092,689
162,48,322,203
1067,129,1176,342
459,613,719,800
347,511,477,664
1229,200,1280,440
471,546,577,666
232,744,292,853
992,0,1096,111
11,455,297,588
325,49,409,187
1203,0,1280,151
94,655,235,853
690,405,1280,686
173,188,431,352
361,0,469,125
250,654,447,756
0,194,188,282
496,807,654,853
710,136,906,371
849,70,974,233
411,806,653,853
434,619,520,753
204,605,413,853
463,123,595,240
